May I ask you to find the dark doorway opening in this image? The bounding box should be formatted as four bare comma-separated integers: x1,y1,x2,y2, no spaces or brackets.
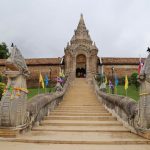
76,68,86,78
76,54,86,78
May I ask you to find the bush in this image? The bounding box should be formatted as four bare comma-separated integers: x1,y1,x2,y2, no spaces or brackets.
0,74,2,82
95,74,105,86
0,82,6,100
131,72,139,90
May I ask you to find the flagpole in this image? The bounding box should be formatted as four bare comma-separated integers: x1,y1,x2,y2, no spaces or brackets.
38,81,40,95
115,86,117,94
38,71,40,95
44,75,46,93
125,89,127,96
45,86,46,93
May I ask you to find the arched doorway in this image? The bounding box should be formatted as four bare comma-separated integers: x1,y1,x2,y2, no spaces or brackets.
76,54,86,78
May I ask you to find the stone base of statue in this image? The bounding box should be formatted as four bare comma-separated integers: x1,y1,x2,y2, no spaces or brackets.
0,46,29,137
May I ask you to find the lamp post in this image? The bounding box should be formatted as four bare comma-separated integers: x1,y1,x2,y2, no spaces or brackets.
99,57,103,75
111,66,114,94
49,68,52,82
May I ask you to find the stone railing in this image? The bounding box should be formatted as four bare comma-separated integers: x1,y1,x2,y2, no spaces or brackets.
93,78,138,131
93,78,150,139
26,77,70,128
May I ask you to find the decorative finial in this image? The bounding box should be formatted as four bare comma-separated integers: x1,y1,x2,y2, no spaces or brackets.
81,13,83,18
11,43,14,47
147,47,150,53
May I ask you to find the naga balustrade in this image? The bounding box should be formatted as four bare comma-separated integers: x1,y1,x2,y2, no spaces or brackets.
93,78,150,139
27,77,70,128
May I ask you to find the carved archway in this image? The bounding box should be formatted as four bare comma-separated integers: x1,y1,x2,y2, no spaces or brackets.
76,54,86,78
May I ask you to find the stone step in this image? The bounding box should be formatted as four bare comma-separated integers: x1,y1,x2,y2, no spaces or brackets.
57,106,104,109
1,143,150,150
41,120,122,126
57,105,103,107
44,116,116,121
62,98,99,100
52,111,108,114
56,106,105,109
33,125,130,132
0,128,20,138
60,102,102,104
58,102,101,107
6,131,150,144
61,103,100,105
55,109,107,112
53,110,108,113
49,112,112,116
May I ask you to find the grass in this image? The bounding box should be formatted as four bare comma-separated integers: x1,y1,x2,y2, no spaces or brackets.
28,84,139,101
107,85,139,101
27,87,55,99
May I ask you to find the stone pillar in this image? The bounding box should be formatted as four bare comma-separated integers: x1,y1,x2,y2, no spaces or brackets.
86,55,93,81
70,56,76,80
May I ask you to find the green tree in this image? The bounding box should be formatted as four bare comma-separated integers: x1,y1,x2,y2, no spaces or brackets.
0,42,9,59
131,72,139,90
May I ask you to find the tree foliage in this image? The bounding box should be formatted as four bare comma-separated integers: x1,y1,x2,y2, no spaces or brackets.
131,72,139,90
0,42,9,59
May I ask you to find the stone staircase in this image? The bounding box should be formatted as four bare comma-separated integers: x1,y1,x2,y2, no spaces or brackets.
0,78,150,150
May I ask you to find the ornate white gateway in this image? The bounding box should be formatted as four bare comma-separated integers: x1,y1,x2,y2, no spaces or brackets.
64,14,99,81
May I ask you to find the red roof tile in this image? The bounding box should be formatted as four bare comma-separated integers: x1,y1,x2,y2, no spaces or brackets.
101,57,145,65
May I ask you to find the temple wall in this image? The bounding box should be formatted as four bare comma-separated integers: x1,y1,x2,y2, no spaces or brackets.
0,64,60,88
27,65,60,88
0,63,138,87
103,65,138,79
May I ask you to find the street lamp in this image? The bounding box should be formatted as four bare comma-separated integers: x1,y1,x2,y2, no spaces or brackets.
49,67,52,81
111,66,114,94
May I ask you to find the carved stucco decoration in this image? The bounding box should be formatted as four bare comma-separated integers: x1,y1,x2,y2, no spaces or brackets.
0,46,29,127
137,53,150,129
64,14,99,80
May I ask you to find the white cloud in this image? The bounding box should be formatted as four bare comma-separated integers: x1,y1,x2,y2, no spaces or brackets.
0,0,149,58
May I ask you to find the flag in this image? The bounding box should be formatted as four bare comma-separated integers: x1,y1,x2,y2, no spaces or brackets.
104,76,107,85
59,70,65,78
115,74,119,86
61,70,65,78
44,75,49,87
109,80,113,89
56,77,63,83
59,69,62,77
39,73,45,88
114,74,119,94
138,58,144,75
124,75,128,90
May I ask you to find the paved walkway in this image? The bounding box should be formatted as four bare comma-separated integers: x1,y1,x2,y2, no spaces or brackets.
0,78,150,149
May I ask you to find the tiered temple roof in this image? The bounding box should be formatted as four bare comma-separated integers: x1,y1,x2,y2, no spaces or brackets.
70,14,92,44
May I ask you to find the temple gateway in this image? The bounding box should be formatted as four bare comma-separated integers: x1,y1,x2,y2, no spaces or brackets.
64,14,99,81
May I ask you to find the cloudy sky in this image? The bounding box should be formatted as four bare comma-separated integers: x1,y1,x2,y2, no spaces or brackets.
0,0,150,58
